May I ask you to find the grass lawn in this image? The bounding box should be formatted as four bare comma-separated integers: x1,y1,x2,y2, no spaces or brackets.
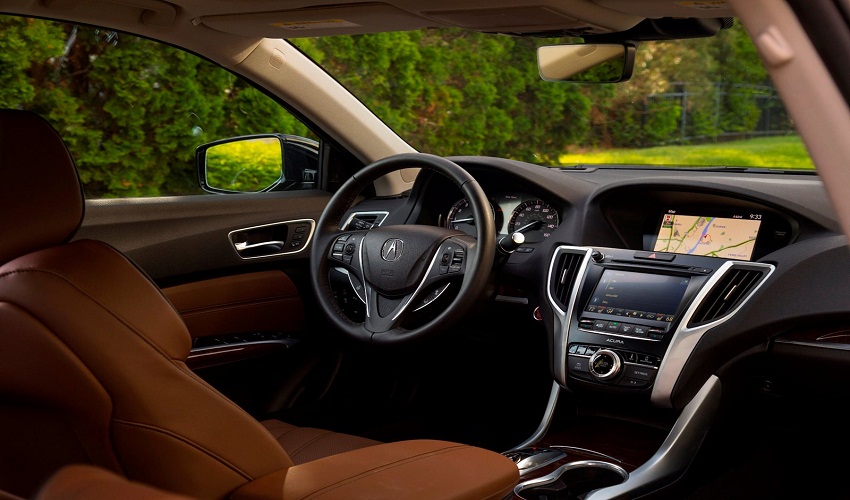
557,135,814,170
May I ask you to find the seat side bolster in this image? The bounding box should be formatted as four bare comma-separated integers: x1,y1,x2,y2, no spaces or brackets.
230,440,519,500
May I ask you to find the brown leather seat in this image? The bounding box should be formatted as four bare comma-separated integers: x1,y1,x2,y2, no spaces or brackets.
0,109,518,499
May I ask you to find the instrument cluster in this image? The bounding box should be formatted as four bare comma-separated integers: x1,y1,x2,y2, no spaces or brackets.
442,192,560,244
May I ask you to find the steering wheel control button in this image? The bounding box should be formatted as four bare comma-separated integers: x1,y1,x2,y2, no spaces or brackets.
345,243,355,255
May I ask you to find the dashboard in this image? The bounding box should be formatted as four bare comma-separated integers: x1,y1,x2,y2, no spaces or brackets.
341,156,850,411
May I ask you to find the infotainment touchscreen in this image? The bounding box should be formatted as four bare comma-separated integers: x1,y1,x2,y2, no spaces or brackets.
585,269,691,322
653,211,761,260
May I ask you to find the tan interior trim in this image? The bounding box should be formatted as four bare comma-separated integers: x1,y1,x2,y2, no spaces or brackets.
162,271,304,339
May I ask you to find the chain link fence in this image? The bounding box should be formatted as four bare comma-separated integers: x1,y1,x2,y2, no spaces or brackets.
644,82,792,146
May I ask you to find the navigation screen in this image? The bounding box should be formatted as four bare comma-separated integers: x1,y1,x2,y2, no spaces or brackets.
585,270,691,321
653,212,761,260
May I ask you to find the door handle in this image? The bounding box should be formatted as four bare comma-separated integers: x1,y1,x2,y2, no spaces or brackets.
234,241,285,252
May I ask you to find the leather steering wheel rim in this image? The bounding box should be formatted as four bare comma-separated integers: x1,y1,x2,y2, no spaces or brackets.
310,152,496,344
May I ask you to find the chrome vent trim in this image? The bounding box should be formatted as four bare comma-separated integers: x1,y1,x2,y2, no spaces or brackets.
688,268,767,326
341,211,389,230
546,246,592,388
651,261,775,407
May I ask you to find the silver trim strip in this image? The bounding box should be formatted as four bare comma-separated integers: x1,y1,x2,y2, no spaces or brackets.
515,460,628,499
188,339,297,357
507,380,561,451
341,210,389,230
546,246,593,387
774,339,850,352
651,261,775,407
546,446,623,464
585,376,721,500
227,219,315,260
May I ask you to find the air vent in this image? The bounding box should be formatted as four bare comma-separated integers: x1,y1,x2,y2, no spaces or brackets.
689,267,766,327
344,211,388,230
551,251,584,310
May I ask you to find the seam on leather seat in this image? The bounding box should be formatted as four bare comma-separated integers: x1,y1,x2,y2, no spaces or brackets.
301,444,470,499
112,420,253,480
261,422,336,462
262,421,296,437
286,430,336,460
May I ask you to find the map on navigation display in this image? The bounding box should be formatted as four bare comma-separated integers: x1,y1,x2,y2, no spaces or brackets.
653,213,761,260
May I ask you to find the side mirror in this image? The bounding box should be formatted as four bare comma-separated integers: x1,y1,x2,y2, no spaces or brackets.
196,134,318,193
537,43,636,83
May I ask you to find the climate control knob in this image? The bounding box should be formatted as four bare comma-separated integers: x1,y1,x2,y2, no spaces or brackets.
589,349,622,381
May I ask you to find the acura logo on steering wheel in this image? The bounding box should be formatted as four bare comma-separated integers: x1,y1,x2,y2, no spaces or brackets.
381,238,404,262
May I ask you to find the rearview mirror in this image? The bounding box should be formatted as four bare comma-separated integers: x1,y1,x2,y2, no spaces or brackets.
537,43,636,83
196,134,318,193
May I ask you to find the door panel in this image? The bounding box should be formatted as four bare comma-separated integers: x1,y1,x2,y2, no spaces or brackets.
74,190,332,281
163,270,304,339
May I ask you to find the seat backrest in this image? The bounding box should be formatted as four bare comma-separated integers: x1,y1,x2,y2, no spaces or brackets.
0,110,293,499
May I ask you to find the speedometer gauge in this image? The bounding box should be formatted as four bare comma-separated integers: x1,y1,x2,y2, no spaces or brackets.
508,199,559,243
445,198,502,237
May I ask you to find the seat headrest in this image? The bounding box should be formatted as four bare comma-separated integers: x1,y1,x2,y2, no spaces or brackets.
0,109,84,263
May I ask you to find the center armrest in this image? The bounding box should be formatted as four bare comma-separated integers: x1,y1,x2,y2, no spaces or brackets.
231,439,519,500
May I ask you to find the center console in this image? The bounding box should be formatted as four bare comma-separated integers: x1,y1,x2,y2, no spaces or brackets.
504,240,775,498
547,246,773,407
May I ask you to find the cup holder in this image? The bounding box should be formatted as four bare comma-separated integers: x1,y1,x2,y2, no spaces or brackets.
514,460,628,500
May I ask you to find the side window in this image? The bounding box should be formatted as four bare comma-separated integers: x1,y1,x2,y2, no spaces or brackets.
0,15,317,198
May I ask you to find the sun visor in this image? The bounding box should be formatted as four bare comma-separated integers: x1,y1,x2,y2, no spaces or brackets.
422,6,599,34
199,3,434,38
593,0,734,18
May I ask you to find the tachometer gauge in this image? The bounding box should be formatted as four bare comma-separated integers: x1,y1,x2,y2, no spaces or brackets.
445,198,502,237
508,199,559,243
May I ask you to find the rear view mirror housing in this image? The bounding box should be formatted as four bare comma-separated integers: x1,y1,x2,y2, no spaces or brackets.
537,43,636,83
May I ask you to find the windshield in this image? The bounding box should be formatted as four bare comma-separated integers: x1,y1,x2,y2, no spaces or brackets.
292,23,814,170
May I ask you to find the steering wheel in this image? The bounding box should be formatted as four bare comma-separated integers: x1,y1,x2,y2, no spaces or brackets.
310,153,496,344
